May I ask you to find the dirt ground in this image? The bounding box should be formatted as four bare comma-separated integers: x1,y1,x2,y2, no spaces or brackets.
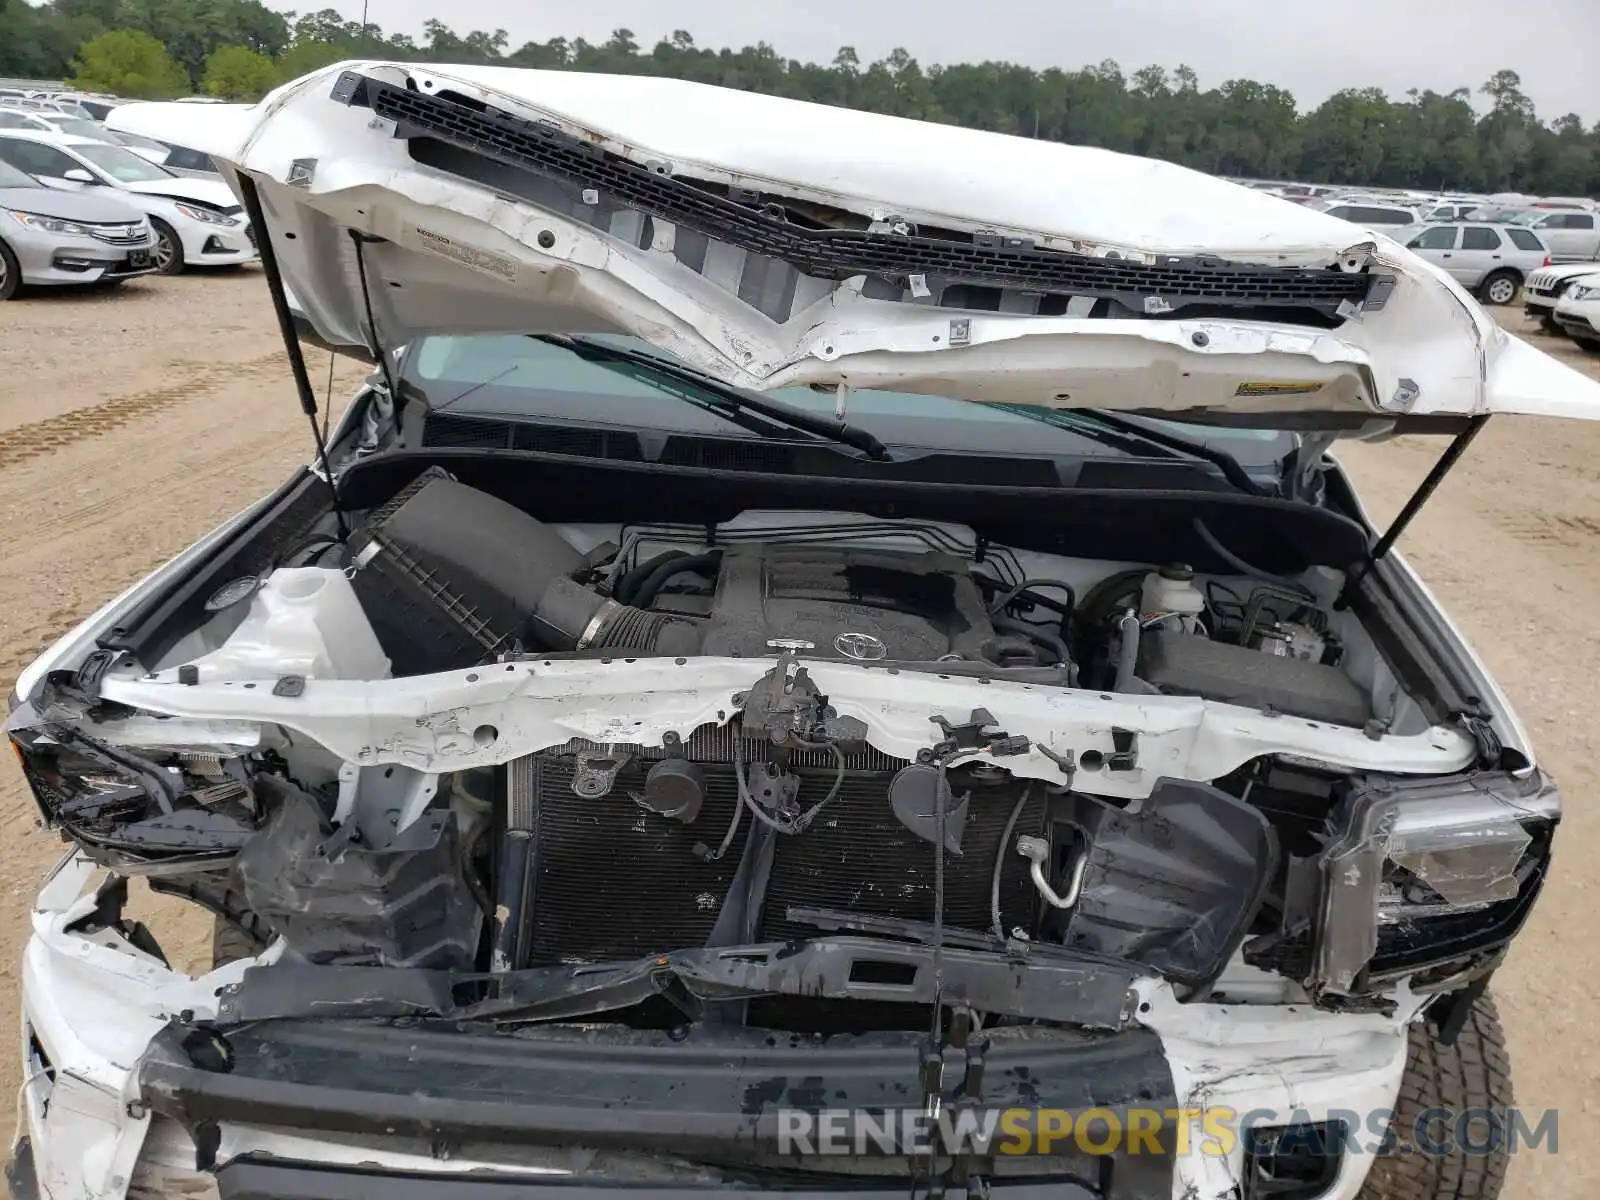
0,269,1596,1195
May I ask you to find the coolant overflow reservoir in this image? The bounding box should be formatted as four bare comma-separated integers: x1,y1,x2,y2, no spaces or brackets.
1141,564,1205,621
174,568,392,683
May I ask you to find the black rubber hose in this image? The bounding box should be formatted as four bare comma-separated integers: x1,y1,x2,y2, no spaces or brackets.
613,550,687,606
986,578,1077,620
992,616,1071,667
1192,517,1315,599
631,550,723,610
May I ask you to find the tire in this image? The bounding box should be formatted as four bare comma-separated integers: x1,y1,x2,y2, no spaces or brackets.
1356,993,1512,1200
150,218,185,275
211,915,266,968
1478,270,1520,306
0,237,21,300
1576,336,1600,354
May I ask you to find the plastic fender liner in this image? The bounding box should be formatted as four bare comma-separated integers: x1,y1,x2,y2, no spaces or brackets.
1051,779,1278,993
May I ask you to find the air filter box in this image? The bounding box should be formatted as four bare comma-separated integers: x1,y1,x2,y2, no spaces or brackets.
1137,629,1370,727
348,470,586,675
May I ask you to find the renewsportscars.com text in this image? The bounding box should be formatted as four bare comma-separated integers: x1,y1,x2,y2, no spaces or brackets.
776,1106,1559,1158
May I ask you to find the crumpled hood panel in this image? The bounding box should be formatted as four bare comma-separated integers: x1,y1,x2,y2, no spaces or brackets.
107,62,1600,425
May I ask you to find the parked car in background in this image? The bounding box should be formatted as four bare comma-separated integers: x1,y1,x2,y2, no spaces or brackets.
1519,209,1600,263
1319,200,1421,228
123,138,220,177
73,97,123,122
1422,202,1479,222
0,108,113,140
1400,221,1549,304
1553,276,1600,350
0,156,154,299
0,130,254,274
1523,262,1600,330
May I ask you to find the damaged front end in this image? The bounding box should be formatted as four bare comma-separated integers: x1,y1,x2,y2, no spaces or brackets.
9,58,1575,1200
6,578,1556,1199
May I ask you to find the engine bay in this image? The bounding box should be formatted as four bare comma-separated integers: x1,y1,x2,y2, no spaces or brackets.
325,468,1379,728
12,463,1536,1036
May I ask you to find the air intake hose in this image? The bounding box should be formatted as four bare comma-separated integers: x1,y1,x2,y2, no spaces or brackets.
531,576,704,656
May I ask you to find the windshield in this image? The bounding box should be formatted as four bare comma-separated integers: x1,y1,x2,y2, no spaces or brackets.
113,131,168,152
0,159,38,189
71,142,174,182
405,333,1288,469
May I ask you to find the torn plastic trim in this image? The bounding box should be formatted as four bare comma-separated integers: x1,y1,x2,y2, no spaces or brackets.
93,656,1479,803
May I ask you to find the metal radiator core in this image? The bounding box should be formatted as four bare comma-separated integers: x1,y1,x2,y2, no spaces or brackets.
505,731,1043,974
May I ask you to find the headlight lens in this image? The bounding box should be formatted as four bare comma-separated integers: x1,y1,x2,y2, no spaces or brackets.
1569,284,1600,301
5,210,93,236
173,202,240,227
1316,776,1556,995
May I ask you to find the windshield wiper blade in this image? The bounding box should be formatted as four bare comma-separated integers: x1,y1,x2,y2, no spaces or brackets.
530,334,891,462
993,404,1263,494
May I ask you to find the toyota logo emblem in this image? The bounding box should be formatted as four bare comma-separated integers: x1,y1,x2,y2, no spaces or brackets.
833,632,888,661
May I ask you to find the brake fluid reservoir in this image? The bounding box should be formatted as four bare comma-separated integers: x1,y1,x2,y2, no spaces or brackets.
1141,564,1205,621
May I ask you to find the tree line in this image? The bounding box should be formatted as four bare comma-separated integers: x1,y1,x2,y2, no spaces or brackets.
2,0,1596,196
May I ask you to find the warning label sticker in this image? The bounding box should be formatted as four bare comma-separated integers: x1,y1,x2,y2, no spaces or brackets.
415,227,517,284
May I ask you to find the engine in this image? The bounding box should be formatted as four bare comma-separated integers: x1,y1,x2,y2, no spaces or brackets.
345,470,1046,674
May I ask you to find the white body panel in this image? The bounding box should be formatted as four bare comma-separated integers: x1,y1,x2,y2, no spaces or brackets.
106,63,1600,423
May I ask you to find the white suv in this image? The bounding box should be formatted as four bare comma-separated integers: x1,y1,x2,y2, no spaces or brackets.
1553,275,1600,350
1523,262,1600,330
1401,222,1550,304
1521,209,1600,262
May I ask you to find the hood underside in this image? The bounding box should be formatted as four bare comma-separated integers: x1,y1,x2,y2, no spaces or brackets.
108,62,1600,427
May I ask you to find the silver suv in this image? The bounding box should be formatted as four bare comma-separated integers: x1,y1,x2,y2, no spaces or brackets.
1401,221,1550,304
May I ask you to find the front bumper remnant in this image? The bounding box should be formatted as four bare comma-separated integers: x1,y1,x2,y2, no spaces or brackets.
11,855,1420,1200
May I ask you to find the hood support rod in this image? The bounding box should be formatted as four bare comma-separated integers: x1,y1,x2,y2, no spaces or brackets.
1337,415,1487,606
233,171,349,539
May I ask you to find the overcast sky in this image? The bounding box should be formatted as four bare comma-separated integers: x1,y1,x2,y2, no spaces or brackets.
329,0,1600,122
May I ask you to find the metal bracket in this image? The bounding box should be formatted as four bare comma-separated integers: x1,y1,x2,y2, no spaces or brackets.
927,708,1031,763
915,1003,991,1196
1107,727,1139,771
571,748,635,799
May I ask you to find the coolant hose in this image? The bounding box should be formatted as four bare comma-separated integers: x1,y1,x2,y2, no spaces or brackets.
630,550,723,610
612,550,687,606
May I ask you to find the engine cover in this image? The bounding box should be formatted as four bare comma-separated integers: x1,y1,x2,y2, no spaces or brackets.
699,545,993,662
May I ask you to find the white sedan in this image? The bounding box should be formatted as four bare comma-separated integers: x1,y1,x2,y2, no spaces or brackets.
0,129,255,274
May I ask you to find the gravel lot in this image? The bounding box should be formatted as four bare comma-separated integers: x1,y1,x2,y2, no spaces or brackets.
0,269,1596,1196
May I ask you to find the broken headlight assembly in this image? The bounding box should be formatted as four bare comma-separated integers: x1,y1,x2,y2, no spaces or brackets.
8,717,257,874
1315,772,1557,997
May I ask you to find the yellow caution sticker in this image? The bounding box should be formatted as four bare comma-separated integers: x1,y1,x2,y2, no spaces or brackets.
1234,380,1325,397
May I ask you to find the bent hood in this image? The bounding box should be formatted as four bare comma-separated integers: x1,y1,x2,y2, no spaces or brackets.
109,62,1600,427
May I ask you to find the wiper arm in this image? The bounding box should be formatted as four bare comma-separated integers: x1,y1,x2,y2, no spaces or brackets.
994,404,1262,495
530,334,891,462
